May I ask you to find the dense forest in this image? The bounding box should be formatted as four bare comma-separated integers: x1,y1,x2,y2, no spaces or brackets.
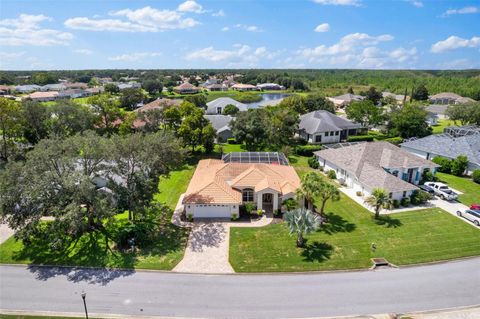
1,69,479,99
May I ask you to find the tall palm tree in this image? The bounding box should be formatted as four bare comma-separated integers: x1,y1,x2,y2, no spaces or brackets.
364,188,389,219
318,182,340,217
284,208,321,247
295,171,323,211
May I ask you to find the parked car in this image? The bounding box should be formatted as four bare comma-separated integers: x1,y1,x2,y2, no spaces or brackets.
419,184,434,194
456,209,480,226
425,182,458,201
470,204,480,210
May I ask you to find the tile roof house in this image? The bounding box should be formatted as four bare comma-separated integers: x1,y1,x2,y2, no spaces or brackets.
174,82,199,94
400,127,480,174
231,83,258,91
25,91,60,102
328,93,364,108
298,110,364,144
314,142,439,201
183,153,300,218
206,97,248,115
429,92,476,105
204,115,234,143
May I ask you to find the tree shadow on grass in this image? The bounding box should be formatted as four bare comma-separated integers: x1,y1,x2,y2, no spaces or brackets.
320,212,356,235
374,215,403,228
301,240,334,263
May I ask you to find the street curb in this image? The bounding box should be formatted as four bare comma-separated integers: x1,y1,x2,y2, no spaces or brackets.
1,254,480,276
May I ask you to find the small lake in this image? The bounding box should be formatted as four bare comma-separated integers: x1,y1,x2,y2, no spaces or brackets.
246,93,291,109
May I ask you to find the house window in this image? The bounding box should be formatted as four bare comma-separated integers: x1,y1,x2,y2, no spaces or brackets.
315,135,322,143
389,193,393,199
335,131,339,136
403,191,407,198
242,188,254,202
217,107,222,114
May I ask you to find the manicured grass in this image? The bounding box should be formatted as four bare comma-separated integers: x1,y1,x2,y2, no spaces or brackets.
230,200,480,272
436,172,480,205
431,119,456,134
154,164,196,210
215,143,245,153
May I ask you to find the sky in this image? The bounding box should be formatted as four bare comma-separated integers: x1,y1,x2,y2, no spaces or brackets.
0,0,479,70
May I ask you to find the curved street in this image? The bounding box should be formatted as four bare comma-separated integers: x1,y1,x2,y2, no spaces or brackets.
1,258,480,318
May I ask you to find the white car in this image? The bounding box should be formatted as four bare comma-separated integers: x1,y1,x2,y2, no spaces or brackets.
457,209,480,227
425,182,458,201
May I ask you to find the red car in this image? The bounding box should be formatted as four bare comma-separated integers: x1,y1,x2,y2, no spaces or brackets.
470,204,480,210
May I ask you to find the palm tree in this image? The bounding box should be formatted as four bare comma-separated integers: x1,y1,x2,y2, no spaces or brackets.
284,208,321,247
295,172,323,211
318,182,340,217
364,188,389,219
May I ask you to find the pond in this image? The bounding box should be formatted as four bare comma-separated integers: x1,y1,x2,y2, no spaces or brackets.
245,93,291,109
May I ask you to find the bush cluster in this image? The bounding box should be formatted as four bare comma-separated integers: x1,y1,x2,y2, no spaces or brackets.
295,145,322,156
473,169,480,184
346,135,375,142
308,156,319,169
327,170,337,179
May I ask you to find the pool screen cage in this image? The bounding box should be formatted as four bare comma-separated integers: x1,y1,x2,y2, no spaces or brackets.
444,125,480,137
222,152,289,165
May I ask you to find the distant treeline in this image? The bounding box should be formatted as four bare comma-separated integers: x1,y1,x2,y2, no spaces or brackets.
1,69,479,99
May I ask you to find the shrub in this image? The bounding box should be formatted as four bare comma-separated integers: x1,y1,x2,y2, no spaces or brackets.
282,198,298,211
392,199,400,208
187,213,193,222
281,145,293,158
356,191,363,197
318,165,324,172
421,170,436,183
432,156,452,173
410,190,432,205
231,213,238,221
227,138,237,144
473,169,480,184
244,202,256,214
347,135,374,142
295,145,322,156
382,200,393,210
308,156,319,169
384,137,403,145
327,170,337,179
400,197,410,207
257,209,264,216
451,155,468,176
293,136,308,146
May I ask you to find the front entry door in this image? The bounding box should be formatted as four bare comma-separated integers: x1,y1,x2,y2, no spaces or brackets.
262,193,273,203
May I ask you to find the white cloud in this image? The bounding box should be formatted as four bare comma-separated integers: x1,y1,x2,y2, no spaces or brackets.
314,23,330,32
185,44,279,66
177,1,204,13
313,0,361,6
0,14,73,46
212,10,225,17
0,51,26,59
221,26,229,32
108,52,162,62
431,35,480,53
235,24,263,32
442,6,479,17
73,49,93,55
65,6,200,32
405,0,423,8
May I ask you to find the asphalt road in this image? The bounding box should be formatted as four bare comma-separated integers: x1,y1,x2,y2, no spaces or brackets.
1,259,480,318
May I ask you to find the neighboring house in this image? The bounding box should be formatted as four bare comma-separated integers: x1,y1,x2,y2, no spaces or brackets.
183,152,300,218
298,110,364,144
174,82,199,94
15,85,41,93
204,115,233,143
117,82,141,90
429,92,476,105
314,142,439,201
206,97,248,115
41,83,67,91
425,112,439,126
328,93,364,108
206,83,228,91
231,83,257,91
400,126,480,174
60,89,86,99
257,83,285,90
425,104,448,119
64,82,89,90
129,98,182,129
382,92,407,104
25,91,59,102
200,78,219,88
0,85,13,95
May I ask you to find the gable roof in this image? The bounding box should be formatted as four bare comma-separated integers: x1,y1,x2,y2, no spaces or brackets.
206,97,247,114
314,142,439,193
183,158,301,204
299,110,363,134
400,133,480,166
135,98,181,113
174,82,198,91
204,115,233,132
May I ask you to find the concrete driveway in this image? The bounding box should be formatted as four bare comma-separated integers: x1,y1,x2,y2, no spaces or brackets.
431,198,479,228
0,223,14,244
173,222,234,273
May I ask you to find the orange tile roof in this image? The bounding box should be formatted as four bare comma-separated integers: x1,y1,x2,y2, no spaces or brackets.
183,159,300,204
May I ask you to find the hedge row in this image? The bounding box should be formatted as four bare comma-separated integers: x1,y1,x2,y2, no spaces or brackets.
295,145,322,156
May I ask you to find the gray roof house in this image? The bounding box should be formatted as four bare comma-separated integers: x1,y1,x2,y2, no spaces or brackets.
314,142,439,200
204,115,234,143
400,126,480,174
298,110,364,144
206,97,248,115
429,92,476,105
425,104,449,119
328,93,364,108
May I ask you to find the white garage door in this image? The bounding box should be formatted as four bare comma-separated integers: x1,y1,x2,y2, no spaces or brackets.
193,205,230,218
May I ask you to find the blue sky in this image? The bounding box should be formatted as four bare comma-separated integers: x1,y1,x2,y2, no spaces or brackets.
0,0,479,70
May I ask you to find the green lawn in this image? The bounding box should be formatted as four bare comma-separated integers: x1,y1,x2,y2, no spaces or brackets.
154,164,196,210
436,172,480,205
431,119,456,134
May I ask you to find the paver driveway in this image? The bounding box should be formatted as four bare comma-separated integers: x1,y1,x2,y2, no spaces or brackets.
173,221,234,273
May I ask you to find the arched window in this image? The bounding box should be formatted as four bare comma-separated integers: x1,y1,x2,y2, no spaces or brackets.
242,188,254,202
